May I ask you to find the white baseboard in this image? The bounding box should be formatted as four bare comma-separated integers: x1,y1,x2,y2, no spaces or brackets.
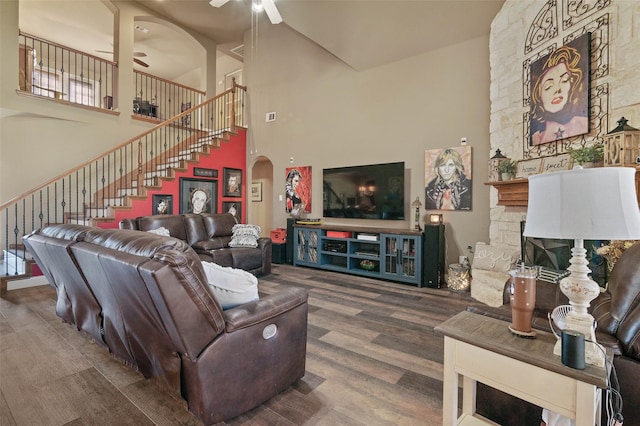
7,275,49,291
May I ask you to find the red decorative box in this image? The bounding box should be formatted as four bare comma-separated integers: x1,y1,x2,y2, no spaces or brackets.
326,231,352,238
270,228,287,243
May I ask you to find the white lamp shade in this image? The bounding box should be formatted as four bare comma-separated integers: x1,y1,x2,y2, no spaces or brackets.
523,167,640,240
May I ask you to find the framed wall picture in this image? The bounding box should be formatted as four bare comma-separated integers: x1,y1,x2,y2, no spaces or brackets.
223,167,242,197
152,194,173,215
529,32,591,146
285,166,312,213
424,146,472,211
180,178,217,214
222,201,241,223
251,182,262,202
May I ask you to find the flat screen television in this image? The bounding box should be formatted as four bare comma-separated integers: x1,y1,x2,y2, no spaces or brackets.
323,161,405,220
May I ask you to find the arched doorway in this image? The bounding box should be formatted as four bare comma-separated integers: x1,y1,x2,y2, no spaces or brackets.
250,156,273,237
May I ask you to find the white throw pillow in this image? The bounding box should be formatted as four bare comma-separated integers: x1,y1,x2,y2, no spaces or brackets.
228,224,261,248
201,261,259,309
146,226,171,237
472,242,519,272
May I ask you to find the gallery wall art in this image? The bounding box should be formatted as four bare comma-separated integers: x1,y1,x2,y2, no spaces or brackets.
285,166,312,213
424,146,472,211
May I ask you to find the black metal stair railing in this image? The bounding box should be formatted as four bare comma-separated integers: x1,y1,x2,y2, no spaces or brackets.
1,80,246,279
133,70,206,121
19,31,208,121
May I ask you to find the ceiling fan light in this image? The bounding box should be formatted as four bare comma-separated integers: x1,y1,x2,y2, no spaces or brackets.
252,0,263,12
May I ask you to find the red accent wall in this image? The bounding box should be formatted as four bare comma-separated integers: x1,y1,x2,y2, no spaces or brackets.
99,129,246,229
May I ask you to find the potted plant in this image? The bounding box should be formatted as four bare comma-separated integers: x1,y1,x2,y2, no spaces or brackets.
497,160,518,181
569,144,604,167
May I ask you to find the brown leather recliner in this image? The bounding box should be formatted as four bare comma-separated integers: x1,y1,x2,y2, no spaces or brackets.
23,224,307,425
590,240,640,425
468,241,640,426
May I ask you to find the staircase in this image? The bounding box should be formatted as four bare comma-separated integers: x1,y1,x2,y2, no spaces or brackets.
1,82,247,289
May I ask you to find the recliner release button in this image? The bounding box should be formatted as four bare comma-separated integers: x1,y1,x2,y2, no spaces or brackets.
262,324,277,339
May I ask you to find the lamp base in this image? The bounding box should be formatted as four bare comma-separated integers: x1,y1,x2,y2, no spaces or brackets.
552,311,604,367
552,239,605,367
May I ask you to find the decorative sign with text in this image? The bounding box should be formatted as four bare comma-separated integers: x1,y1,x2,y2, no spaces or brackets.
194,167,218,178
541,154,571,173
516,158,543,178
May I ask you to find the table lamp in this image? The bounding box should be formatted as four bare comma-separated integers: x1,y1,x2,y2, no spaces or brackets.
523,166,640,366
412,197,422,231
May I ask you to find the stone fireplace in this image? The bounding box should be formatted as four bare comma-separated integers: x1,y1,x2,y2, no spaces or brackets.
488,1,640,255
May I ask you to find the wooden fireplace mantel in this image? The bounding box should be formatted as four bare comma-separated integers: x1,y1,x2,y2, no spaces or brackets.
484,178,529,206
486,168,640,207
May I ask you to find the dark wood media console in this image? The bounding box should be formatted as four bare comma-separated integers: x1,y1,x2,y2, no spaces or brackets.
293,223,445,287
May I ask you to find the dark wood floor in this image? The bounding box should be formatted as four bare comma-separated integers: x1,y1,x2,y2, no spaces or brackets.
0,264,486,425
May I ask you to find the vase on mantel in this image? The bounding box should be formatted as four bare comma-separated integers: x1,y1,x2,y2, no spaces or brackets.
581,161,604,169
501,172,514,181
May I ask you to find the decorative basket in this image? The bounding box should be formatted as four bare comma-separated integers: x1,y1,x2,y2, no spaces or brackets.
360,260,376,271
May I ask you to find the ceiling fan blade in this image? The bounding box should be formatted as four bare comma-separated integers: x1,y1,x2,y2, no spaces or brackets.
134,58,149,68
263,0,282,24
209,0,230,7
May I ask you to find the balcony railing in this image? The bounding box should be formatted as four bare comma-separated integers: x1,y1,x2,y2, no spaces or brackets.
1,79,246,279
19,31,116,110
133,70,206,121
18,32,206,119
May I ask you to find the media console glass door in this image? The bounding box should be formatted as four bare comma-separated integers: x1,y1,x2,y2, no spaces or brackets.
380,234,421,285
294,228,320,266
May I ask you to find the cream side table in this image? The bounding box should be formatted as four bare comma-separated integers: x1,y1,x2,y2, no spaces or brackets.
435,311,610,426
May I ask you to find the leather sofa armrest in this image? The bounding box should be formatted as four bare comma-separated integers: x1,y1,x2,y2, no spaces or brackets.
223,287,308,333
257,237,272,275
119,218,138,230
192,240,220,251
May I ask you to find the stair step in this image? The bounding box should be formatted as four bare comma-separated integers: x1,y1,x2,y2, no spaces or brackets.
84,207,115,217
115,188,140,197
154,160,183,171
3,249,30,275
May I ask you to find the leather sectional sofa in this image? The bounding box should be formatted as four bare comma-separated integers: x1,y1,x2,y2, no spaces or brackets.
119,213,271,276
23,224,308,425
467,241,640,426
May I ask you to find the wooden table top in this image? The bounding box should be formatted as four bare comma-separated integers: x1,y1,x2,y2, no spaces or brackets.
435,311,610,389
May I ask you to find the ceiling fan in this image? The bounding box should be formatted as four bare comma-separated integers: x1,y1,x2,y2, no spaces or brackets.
95,50,150,68
209,0,283,24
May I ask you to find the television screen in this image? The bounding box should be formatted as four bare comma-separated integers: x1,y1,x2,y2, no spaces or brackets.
323,162,405,220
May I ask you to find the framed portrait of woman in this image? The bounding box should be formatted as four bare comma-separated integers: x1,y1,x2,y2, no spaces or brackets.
529,33,590,146
424,146,472,211
152,194,173,215
222,201,242,223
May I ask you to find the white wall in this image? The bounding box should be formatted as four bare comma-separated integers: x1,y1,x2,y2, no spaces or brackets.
0,0,217,205
243,21,494,265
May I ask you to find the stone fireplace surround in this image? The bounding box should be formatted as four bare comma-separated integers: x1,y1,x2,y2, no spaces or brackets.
488,0,640,253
